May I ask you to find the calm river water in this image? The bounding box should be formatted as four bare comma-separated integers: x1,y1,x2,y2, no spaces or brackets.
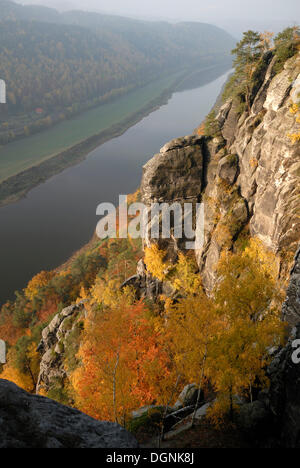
0,66,231,304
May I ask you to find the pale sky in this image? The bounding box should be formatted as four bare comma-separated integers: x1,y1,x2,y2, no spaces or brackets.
18,0,300,21
17,0,300,37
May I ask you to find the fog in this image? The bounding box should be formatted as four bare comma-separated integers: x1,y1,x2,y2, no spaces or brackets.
17,0,299,37
17,0,299,21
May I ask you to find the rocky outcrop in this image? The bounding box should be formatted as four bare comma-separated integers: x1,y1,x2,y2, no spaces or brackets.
121,259,163,301
36,301,86,395
0,379,138,448
141,135,204,259
140,51,300,291
141,135,204,206
234,55,300,255
199,52,300,289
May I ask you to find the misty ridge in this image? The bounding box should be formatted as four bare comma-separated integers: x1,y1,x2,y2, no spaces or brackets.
0,0,235,144
14,0,300,38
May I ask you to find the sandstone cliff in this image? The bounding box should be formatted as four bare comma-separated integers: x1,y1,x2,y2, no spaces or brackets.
140,51,300,292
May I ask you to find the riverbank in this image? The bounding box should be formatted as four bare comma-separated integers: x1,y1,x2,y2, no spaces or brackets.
0,68,232,304
0,63,231,208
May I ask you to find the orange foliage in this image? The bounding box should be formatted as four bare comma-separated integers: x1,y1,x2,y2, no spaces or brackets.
71,298,173,424
36,298,59,324
0,304,24,346
0,366,34,392
196,123,205,136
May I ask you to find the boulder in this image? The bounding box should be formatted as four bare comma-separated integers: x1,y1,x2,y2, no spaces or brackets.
129,406,169,436
163,405,195,432
193,402,212,420
173,384,202,411
0,379,138,448
131,405,167,419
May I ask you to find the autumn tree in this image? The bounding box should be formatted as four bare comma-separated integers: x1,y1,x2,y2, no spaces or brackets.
144,244,172,282
25,271,55,302
167,292,224,427
71,293,174,425
1,338,40,393
207,239,286,422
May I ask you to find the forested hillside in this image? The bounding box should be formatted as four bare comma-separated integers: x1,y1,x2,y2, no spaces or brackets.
0,0,235,143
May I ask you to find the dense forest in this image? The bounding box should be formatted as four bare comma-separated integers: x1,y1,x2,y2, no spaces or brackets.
0,0,235,143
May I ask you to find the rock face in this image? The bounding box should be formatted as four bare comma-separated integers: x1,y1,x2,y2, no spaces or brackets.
141,135,204,259
36,301,86,395
198,52,300,289
266,323,300,448
140,52,300,290
0,379,138,448
282,247,300,326
141,135,204,206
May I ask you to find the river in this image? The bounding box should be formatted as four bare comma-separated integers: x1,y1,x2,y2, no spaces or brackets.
0,67,231,305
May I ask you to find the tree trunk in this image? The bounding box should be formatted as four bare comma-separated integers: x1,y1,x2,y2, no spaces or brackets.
191,347,207,428
113,352,120,424
229,386,234,422
159,374,181,445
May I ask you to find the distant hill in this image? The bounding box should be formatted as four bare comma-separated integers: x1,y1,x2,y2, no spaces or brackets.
0,0,235,140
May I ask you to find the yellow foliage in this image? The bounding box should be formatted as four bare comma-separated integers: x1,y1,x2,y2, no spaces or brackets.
249,157,259,168
1,365,34,393
144,245,171,281
204,238,287,417
170,253,202,295
90,277,134,308
244,237,279,279
77,287,89,303
165,237,286,424
215,238,282,321
25,270,55,301
167,292,224,385
288,102,300,143
0,342,41,394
